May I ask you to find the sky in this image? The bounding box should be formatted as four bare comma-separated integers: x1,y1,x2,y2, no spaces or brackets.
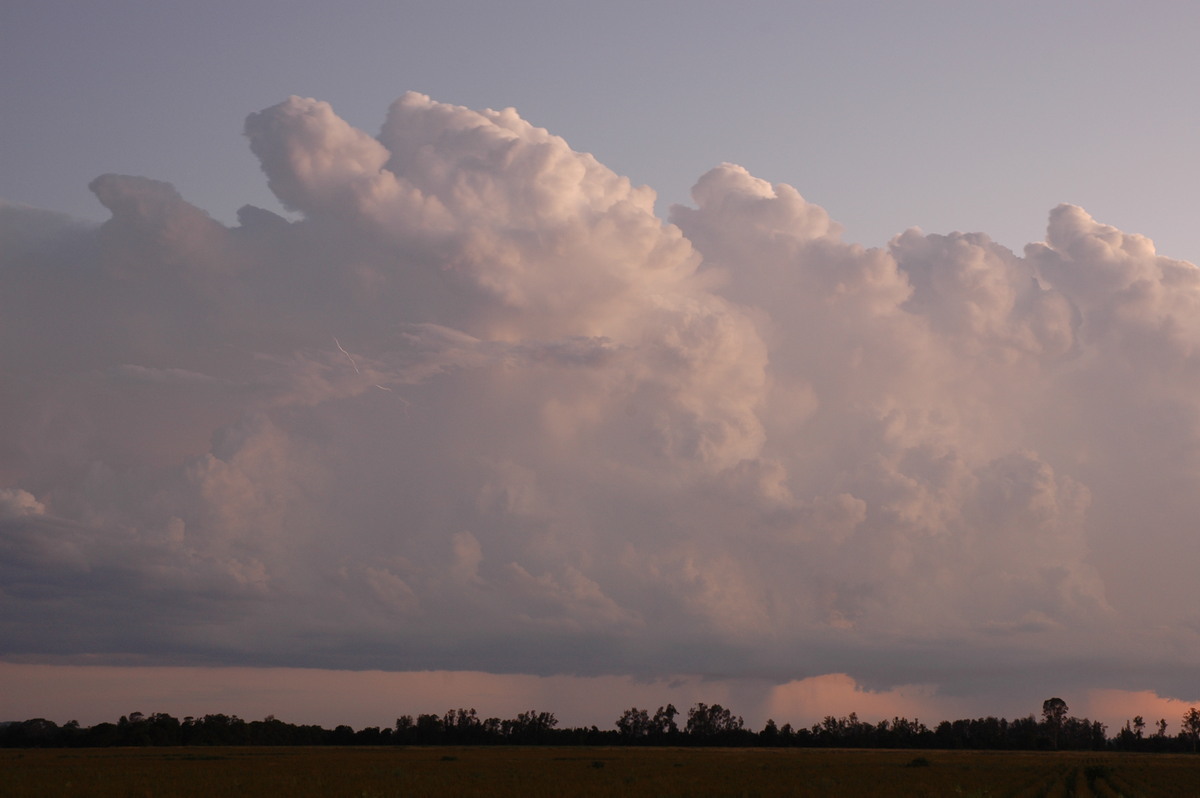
3,0,1200,734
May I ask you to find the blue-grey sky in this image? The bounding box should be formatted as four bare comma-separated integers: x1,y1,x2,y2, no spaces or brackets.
4,1,1200,733
4,1,1198,256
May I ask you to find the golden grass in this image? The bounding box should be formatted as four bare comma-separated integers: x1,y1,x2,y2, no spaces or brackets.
3,746,1199,797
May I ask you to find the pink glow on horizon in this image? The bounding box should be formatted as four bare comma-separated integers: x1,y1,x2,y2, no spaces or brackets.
763,674,970,727
1081,689,1200,737
7,662,1193,736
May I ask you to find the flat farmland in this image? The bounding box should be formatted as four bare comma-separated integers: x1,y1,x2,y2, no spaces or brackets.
3,746,1199,797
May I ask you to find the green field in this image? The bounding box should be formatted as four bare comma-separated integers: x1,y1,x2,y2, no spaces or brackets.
3,746,1199,797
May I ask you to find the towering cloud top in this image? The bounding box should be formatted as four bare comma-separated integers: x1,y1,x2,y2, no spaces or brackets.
2,93,1199,698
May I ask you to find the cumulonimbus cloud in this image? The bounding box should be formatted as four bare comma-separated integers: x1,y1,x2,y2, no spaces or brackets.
3,93,1199,703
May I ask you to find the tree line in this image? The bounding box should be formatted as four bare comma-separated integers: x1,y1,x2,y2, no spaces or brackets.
4,698,1200,752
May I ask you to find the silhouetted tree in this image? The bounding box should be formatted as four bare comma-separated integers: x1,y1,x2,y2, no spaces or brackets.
415,713,444,744
3,718,60,747
760,718,779,745
1182,707,1200,752
685,703,744,744
615,707,652,741
5,697,1199,751
1116,719,1138,751
1042,698,1068,749
886,717,930,748
393,715,414,744
502,711,557,744
443,708,484,744
651,704,679,739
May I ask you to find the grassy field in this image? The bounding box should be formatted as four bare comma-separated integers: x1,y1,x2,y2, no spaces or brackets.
3,746,1200,797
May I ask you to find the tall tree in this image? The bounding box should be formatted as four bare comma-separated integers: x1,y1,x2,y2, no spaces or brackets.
1041,698,1068,750
1182,707,1200,753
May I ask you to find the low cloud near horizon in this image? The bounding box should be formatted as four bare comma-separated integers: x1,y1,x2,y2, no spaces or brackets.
3,93,1200,727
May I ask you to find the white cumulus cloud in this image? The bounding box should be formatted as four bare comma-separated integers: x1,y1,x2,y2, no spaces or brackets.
3,92,1200,705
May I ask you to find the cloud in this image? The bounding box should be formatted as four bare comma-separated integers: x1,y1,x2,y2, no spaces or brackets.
0,488,45,520
764,674,966,726
4,92,1200,713
1082,689,1200,735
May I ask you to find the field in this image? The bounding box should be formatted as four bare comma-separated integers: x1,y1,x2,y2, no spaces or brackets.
3,746,1200,797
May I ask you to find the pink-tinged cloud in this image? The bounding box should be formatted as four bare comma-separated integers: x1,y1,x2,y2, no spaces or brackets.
763,675,968,728
3,93,1200,719
1081,689,1200,736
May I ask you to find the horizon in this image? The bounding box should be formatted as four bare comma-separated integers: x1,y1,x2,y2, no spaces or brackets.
3,663,1196,738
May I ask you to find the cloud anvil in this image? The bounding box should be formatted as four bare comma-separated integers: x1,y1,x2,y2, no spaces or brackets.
3,93,1199,705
